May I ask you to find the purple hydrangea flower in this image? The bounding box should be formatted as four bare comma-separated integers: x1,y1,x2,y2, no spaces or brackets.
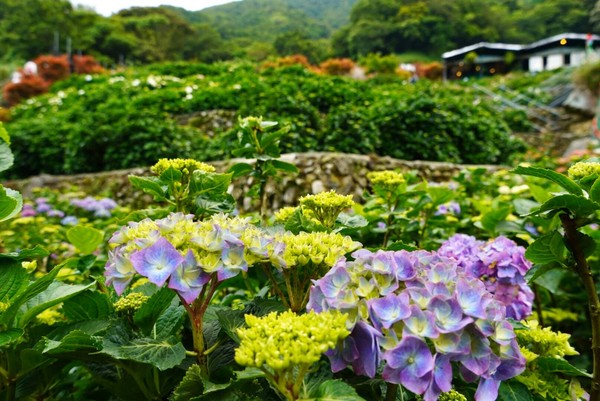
104,249,136,295
383,336,434,394
439,234,534,320
21,204,36,217
130,237,184,286
61,215,79,226
168,250,211,304
308,247,526,401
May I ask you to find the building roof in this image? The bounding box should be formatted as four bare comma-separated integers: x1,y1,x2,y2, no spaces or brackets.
442,33,600,60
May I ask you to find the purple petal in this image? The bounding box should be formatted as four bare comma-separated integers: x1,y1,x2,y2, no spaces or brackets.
404,305,439,339
130,237,184,286
351,321,382,378
475,378,500,401
429,296,472,333
368,292,410,330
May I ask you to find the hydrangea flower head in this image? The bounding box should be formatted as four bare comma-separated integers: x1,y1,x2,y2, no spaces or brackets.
299,190,354,228
151,158,215,176
106,213,282,300
309,248,526,401
367,170,406,191
568,161,600,180
439,234,534,320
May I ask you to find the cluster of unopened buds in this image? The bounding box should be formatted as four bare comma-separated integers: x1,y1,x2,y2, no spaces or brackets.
308,248,526,401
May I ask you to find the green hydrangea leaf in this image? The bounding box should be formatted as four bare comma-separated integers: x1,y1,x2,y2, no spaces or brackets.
536,357,592,378
304,379,365,401
128,175,167,201
0,260,28,302
62,291,113,321
20,281,94,326
0,142,14,173
513,166,583,196
66,225,104,254
171,364,204,401
498,380,533,401
0,186,22,222
533,194,600,218
102,335,186,371
0,328,23,347
525,231,566,265
133,287,175,336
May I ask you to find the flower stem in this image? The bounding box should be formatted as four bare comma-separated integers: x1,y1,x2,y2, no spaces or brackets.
560,213,600,401
385,383,398,401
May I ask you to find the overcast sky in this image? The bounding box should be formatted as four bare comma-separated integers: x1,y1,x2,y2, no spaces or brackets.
72,0,241,16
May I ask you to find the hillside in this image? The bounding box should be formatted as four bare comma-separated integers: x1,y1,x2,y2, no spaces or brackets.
191,0,357,41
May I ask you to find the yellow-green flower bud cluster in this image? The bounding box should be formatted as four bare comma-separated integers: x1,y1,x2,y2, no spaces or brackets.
567,161,600,180
36,308,64,325
515,320,583,401
235,310,349,371
0,301,9,313
367,170,405,191
438,390,468,401
114,292,149,313
516,370,573,401
517,320,578,359
299,190,354,228
274,206,297,224
151,158,215,177
279,231,361,271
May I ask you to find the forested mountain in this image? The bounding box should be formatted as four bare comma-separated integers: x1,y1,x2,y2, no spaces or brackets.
333,0,597,57
0,0,598,65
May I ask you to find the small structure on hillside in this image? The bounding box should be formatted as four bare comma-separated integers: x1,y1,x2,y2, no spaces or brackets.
442,33,600,80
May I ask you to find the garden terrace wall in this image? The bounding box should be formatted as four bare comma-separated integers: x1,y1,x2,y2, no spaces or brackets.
5,152,505,213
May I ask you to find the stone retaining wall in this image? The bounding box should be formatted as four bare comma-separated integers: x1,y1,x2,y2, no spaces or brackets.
5,152,505,212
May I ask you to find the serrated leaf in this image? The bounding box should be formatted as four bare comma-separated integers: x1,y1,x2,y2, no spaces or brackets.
172,364,204,401
155,298,185,338
525,262,564,284
0,141,14,172
304,379,365,401
43,330,102,356
160,166,183,183
536,194,600,218
62,291,112,321
526,182,552,204
386,241,418,251
133,287,175,335
513,166,583,196
216,308,246,343
498,380,533,401
66,225,104,254
0,328,23,347
228,162,254,178
0,260,27,301
536,357,592,378
119,207,170,224
190,170,232,197
102,335,186,371
195,193,235,216
128,175,167,201
20,281,94,326
525,231,566,265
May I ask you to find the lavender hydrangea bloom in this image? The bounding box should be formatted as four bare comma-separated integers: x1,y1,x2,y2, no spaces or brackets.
71,196,118,218
439,234,534,320
21,204,36,217
308,248,525,401
104,249,136,295
168,250,211,304
130,237,184,286
383,336,434,394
